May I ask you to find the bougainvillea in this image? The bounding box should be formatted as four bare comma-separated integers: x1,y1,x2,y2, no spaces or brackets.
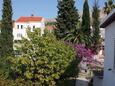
74,44,94,64
64,42,94,64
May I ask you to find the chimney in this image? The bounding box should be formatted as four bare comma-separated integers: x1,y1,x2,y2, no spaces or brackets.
31,14,34,17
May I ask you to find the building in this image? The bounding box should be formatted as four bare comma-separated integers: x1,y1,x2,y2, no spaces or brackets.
13,16,45,40
100,9,115,86
45,18,56,32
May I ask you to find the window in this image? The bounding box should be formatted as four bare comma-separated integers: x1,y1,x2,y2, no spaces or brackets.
17,25,19,29
21,25,23,29
33,25,35,29
27,25,29,28
17,33,22,38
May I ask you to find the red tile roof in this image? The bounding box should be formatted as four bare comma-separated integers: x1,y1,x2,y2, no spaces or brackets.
46,25,56,30
16,16,43,22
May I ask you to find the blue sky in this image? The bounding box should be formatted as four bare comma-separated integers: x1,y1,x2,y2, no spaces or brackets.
0,0,106,20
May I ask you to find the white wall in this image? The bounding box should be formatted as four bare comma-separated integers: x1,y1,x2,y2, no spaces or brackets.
13,19,45,40
103,21,115,86
13,28,27,40
100,28,105,39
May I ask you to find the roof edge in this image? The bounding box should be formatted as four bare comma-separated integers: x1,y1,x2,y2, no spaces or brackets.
15,16,44,22
100,9,115,28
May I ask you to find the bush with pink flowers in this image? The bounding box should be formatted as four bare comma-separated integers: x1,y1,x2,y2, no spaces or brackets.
74,44,94,64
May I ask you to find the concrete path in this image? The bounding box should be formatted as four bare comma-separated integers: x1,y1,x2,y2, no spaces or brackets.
76,78,89,86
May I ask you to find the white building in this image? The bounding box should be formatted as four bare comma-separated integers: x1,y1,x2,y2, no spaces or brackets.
100,9,115,86
13,16,45,40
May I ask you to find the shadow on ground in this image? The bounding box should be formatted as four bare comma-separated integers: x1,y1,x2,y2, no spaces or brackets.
56,79,76,86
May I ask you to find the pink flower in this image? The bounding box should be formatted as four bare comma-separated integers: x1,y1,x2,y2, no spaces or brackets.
64,42,94,64
74,44,94,64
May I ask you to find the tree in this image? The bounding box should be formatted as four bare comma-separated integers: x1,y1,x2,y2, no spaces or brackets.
55,0,79,40
104,0,115,15
0,31,1,57
92,0,100,53
81,0,91,35
81,0,91,47
9,29,77,86
1,0,13,57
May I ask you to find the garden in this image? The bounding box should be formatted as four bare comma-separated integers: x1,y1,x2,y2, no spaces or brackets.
0,0,114,86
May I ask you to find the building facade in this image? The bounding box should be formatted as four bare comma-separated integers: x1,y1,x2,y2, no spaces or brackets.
13,16,45,40
100,9,115,86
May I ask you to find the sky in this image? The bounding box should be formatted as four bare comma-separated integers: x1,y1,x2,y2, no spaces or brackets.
0,0,106,20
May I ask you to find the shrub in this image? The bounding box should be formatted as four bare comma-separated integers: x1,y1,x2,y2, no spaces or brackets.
8,29,77,86
0,79,39,86
74,44,94,64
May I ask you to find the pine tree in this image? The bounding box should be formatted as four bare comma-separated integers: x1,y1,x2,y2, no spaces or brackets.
92,0,100,53
1,0,13,57
81,0,90,35
55,0,79,40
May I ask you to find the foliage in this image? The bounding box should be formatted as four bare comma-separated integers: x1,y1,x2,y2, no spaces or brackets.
0,79,76,86
60,57,80,79
81,0,91,47
1,0,13,57
45,22,56,26
74,44,94,64
81,0,91,35
8,29,76,86
92,0,101,53
0,79,39,86
103,0,115,15
64,28,92,45
0,33,1,57
0,57,11,79
55,0,79,39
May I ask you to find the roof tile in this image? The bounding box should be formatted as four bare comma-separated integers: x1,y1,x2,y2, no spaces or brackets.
16,16,43,22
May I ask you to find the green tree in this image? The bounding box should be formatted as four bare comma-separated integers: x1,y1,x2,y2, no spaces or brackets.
0,32,1,57
92,0,100,53
104,0,115,15
55,0,79,40
81,0,91,35
1,0,13,57
81,0,91,47
9,29,77,86
0,57,11,79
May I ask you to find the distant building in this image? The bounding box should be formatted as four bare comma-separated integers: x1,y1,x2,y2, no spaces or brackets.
45,18,56,23
13,16,45,40
45,18,56,32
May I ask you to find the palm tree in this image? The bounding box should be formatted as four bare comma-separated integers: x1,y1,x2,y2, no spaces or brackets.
103,0,115,15
64,27,92,45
